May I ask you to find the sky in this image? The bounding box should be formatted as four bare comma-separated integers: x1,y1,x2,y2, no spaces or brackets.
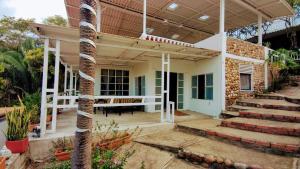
0,0,67,22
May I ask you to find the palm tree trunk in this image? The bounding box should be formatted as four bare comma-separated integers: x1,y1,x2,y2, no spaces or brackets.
72,0,97,168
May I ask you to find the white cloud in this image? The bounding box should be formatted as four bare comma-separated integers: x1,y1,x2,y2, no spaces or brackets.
2,0,67,22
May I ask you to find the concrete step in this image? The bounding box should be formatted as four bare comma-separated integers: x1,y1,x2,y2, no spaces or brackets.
256,94,285,100
256,94,300,105
221,117,300,136
239,108,300,123
236,99,300,111
176,119,300,157
134,130,297,169
227,105,254,112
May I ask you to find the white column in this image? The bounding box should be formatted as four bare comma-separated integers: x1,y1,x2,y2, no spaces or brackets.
63,64,68,104
74,73,77,93
264,47,269,89
258,15,263,45
219,0,226,114
69,66,74,95
161,53,165,122
51,40,60,132
40,38,50,136
96,2,101,32
166,54,170,122
142,0,147,35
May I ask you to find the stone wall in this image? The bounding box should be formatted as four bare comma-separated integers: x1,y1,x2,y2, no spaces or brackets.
225,38,266,107
225,58,265,107
227,37,265,60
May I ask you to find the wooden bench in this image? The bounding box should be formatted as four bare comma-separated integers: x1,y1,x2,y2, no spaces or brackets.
95,98,144,117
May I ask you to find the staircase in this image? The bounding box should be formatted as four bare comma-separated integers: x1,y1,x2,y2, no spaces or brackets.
133,95,300,169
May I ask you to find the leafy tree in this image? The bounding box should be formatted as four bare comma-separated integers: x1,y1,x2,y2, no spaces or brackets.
267,48,299,91
43,15,67,27
0,16,34,50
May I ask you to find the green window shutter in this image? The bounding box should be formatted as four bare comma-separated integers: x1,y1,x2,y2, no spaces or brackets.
141,76,146,96
205,74,213,100
192,76,197,99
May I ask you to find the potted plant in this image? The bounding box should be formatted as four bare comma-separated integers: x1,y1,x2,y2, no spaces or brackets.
52,137,73,161
0,156,5,169
93,121,136,150
23,92,42,131
28,105,39,132
5,107,30,153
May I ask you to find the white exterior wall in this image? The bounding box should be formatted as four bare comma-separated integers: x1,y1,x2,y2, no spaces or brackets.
194,34,222,51
93,56,222,117
189,57,222,116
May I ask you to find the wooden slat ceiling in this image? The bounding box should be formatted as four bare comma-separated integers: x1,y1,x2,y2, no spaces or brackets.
65,0,293,43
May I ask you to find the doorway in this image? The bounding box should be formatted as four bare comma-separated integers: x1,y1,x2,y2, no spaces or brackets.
164,72,177,109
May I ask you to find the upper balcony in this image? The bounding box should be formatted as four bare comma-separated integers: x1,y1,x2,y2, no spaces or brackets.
65,0,294,47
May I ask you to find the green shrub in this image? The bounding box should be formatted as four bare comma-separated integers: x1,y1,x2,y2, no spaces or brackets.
23,91,40,124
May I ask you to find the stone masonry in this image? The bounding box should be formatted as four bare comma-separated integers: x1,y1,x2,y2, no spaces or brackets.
226,38,265,107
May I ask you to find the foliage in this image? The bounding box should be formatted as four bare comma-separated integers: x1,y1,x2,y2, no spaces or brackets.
52,137,73,152
5,100,30,141
43,15,67,27
267,48,300,91
91,147,134,169
46,160,71,169
23,92,41,124
46,121,140,169
0,16,34,50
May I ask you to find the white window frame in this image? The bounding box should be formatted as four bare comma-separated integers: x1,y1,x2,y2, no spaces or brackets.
191,73,213,100
100,69,129,96
239,64,254,92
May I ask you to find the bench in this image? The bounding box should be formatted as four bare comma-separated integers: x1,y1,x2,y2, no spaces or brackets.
94,98,144,117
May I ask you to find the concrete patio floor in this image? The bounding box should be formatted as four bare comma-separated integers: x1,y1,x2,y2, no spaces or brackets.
33,109,211,140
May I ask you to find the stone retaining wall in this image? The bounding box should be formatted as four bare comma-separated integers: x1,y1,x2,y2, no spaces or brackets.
225,58,265,106
225,38,266,107
227,37,265,60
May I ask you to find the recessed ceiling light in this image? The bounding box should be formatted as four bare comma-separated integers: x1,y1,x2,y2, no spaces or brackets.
198,15,210,21
171,34,180,39
167,3,178,11
146,27,154,34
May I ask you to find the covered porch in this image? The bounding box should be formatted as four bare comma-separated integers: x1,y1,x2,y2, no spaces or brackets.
31,23,220,137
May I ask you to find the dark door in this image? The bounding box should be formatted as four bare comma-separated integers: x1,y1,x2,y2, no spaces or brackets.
164,72,177,109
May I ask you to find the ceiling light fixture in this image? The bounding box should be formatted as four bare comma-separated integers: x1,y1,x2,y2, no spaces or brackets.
198,15,210,21
171,34,180,39
167,3,178,11
146,27,154,34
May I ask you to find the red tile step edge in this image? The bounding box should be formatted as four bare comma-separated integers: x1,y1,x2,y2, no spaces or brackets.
176,125,300,157
205,129,300,156
239,111,300,123
221,120,300,137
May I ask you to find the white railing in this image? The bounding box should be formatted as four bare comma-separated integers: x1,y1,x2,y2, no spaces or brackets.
45,94,175,123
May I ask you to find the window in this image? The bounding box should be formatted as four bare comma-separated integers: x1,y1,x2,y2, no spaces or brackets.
135,76,145,96
191,73,213,100
101,69,129,96
239,65,253,91
240,74,251,90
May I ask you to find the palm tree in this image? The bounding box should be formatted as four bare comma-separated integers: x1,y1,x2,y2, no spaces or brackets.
72,0,97,168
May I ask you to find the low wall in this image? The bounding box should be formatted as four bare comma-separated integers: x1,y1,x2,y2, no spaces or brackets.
227,37,265,60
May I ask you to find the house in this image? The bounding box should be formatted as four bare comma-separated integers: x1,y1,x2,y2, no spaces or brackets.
31,0,294,136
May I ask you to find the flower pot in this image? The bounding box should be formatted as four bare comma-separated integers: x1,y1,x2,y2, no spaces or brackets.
0,157,5,169
54,150,71,161
28,123,38,132
5,137,29,154
98,134,131,150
